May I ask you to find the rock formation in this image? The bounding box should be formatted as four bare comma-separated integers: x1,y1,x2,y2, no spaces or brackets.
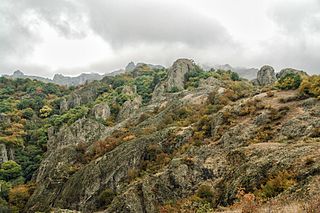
91,103,111,120
257,65,277,86
166,58,196,91
125,62,136,72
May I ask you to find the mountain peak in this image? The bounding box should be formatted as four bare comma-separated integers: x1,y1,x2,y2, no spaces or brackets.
13,70,24,76
125,61,136,72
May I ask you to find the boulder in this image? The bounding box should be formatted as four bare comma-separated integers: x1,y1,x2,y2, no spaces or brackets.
91,103,111,120
257,65,276,86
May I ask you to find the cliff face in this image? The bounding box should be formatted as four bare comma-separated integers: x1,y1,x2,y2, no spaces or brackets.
18,59,320,212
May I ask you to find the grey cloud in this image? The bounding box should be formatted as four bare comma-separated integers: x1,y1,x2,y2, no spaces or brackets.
269,0,320,35
258,0,320,74
1,0,320,77
83,0,235,48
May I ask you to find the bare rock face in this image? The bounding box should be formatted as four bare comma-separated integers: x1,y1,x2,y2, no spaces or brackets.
117,96,142,121
0,144,8,163
166,59,196,91
199,77,223,88
152,59,196,101
257,65,277,86
276,68,308,79
125,62,136,72
122,85,137,96
91,103,111,120
60,98,68,113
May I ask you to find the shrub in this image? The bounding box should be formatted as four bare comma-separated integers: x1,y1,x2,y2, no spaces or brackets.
256,171,296,199
0,161,22,182
21,108,34,119
0,180,12,199
8,184,30,210
39,105,53,118
168,86,180,93
231,72,240,81
145,144,162,161
196,185,214,203
235,188,259,213
276,73,302,90
299,75,320,97
97,188,115,208
127,168,139,182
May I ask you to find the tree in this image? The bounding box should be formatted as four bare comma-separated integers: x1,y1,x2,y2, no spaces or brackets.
0,161,22,182
22,108,34,119
39,105,53,118
231,72,240,81
9,184,30,210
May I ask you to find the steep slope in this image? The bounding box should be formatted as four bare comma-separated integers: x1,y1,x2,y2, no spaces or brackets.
0,59,319,212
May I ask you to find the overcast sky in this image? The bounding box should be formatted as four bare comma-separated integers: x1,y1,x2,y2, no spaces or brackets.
1,0,320,77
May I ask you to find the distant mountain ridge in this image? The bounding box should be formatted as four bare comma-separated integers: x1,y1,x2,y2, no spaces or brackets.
204,64,259,80
2,62,165,86
3,62,258,86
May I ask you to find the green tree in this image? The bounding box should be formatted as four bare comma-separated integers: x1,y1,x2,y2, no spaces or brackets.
230,72,240,81
0,161,22,182
22,108,34,119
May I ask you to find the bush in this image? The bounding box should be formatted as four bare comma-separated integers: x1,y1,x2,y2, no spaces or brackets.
0,161,22,182
196,185,214,203
231,72,240,81
0,181,12,199
97,188,115,208
8,184,30,210
256,171,296,199
39,105,53,118
299,75,320,97
276,73,302,90
21,108,34,119
168,86,180,93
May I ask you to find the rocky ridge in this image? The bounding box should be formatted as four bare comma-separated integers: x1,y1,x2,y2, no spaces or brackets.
4,59,318,212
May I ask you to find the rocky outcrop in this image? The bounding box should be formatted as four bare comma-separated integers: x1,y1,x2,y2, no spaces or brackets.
125,62,136,72
199,77,223,88
166,59,196,91
276,68,308,79
59,82,106,112
0,144,9,163
152,59,196,101
116,85,142,121
91,103,111,120
117,96,142,121
26,118,110,212
257,65,277,86
122,85,137,96
60,98,68,113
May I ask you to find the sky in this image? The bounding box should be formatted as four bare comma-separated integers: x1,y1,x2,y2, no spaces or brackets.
1,0,320,78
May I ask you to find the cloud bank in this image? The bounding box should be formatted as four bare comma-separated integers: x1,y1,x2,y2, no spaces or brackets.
0,0,319,77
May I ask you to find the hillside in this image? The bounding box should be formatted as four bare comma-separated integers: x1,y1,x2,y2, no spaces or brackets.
0,59,319,212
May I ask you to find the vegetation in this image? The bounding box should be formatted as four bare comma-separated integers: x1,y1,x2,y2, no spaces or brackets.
97,189,115,208
0,64,318,212
299,75,320,97
255,171,296,199
276,73,302,90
